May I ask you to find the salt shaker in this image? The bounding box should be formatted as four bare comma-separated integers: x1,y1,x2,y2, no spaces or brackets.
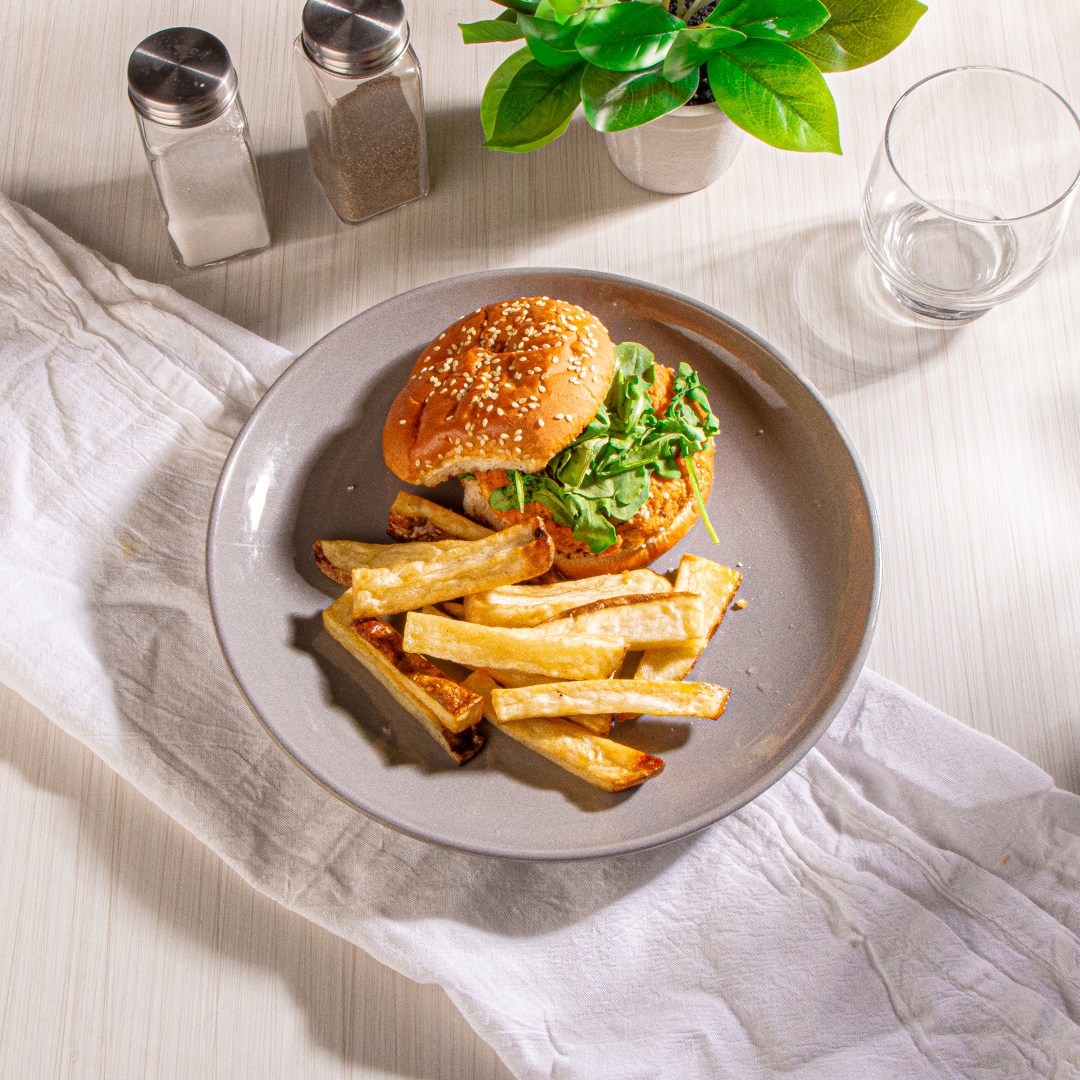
128,28,271,269
294,0,429,224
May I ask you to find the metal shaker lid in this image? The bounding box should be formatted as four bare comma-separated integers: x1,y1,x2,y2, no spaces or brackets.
128,27,238,128
301,0,410,79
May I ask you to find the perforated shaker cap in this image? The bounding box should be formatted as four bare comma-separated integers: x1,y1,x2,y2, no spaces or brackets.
301,0,410,78
128,27,238,128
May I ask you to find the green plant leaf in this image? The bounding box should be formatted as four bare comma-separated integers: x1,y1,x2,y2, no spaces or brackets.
707,0,831,43
575,2,683,72
662,24,746,82
791,0,927,71
548,0,584,13
481,47,576,151
490,0,539,14
707,40,840,152
460,18,525,43
534,0,571,21
582,63,696,130
485,53,585,149
518,12,588,66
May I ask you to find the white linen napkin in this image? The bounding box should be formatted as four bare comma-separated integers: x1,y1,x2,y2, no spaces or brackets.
0,192,1077,1079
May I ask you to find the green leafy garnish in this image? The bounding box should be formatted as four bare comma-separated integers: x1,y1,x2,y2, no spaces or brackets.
489,344,720,553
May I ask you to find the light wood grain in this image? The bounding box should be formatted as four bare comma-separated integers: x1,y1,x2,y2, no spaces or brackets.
2,0,1079,1076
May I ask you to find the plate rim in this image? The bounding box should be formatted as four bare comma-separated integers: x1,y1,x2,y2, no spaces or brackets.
207,266,881,861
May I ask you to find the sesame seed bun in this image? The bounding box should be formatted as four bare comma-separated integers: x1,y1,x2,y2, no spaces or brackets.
383,297,618,487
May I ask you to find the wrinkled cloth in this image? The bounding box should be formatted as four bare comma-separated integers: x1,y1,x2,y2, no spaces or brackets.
0,193,1077,1080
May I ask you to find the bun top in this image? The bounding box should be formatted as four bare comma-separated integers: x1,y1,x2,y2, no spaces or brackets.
383,297,618,487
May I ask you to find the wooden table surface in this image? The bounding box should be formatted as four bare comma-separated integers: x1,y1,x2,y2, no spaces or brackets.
2,0,1079,1076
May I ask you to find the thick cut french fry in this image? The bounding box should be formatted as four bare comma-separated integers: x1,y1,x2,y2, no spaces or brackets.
491,679,731,723
351,518,554,618
482,668,612,736
402,612,627,681
387,490,492,543
463,569,671,628
315,535,484,586
462,672,663,792
634,556,742,682
322,592,484,761
549,592,706,650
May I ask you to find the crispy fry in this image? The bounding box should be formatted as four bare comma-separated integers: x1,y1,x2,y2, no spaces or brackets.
315,535,485,586
462,672,663,792
491,679,731,723
462,568,671,628
322,592,484,762
403,612,627,681
634,555,742,682
351,518,554,618
482,668,612,736
314,539,389,585
387,490,492,542
549,592,706,650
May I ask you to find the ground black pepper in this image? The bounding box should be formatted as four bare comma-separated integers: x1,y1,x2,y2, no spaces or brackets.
305,72,423,222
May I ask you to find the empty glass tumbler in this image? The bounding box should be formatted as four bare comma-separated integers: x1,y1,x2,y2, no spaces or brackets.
128,28,270,270
861,67,1080,320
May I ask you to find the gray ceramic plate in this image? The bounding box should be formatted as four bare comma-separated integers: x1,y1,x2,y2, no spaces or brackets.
207,268,879,860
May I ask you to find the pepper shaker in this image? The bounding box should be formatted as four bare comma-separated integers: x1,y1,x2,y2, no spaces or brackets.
294,0,429,224
128,28,271,269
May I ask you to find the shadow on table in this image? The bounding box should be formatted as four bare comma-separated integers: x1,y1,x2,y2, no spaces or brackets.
13,104,659,309
770,220,964,396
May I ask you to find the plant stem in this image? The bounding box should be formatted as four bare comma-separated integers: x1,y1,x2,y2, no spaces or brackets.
682,0,713,21
686,455,720,545
513,469,526,512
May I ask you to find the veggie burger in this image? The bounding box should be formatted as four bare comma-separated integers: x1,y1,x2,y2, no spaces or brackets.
383,297,719,578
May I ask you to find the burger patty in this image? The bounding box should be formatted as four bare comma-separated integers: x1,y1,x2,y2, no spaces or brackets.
464,364,714,558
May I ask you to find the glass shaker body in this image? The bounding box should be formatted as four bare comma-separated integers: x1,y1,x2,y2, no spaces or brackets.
293,37,429,224
136,97,270,270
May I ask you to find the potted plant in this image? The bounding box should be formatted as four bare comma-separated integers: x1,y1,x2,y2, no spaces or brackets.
459,0,927,192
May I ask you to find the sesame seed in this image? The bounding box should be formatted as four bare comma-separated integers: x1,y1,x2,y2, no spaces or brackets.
537,419,545,427
399,419,406,425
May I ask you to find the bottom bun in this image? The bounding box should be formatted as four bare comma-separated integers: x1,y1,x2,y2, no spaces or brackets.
461,446,714,579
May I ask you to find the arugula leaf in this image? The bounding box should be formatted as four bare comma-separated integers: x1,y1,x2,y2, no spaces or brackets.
791,0,928,72
489,344,722,553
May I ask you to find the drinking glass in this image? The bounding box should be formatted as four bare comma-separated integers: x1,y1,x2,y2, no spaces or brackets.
862,67,1080,320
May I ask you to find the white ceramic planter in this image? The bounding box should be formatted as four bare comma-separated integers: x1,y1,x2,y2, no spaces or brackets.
603,102,745,194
